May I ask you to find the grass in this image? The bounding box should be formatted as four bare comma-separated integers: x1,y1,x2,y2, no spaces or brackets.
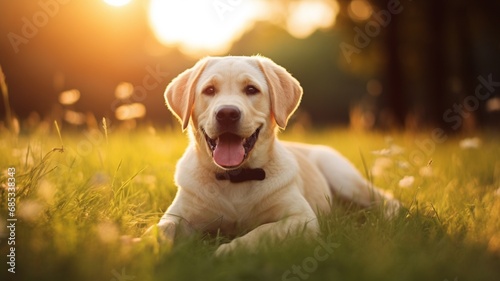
0,122,499,281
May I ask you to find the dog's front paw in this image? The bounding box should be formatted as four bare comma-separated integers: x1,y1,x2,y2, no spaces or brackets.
384,199,402,219
214,242,236,257
143,221,176,248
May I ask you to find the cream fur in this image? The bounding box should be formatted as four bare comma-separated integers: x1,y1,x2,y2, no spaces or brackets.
153,56,400,255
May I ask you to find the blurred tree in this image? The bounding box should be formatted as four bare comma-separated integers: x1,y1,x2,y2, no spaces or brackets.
334,0,500,130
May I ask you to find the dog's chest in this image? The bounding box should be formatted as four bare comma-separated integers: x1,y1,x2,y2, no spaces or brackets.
190,186,274,236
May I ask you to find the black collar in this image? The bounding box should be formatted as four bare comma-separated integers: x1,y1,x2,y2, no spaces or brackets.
215,168,266,183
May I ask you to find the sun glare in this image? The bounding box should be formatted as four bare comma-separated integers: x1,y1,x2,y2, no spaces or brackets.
103,0,132,7
148,0,262,57
147,0,339,57
286,1,339,38
348,0,373,21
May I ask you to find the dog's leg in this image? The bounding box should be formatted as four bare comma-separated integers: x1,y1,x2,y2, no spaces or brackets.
215,214,319,256
312,146,400,217
142,213,180,248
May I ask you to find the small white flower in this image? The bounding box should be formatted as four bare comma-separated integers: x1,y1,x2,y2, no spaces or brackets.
397,161,411,170
372,148,391,156
372,144,404,156
459,137,481,149
389,144,405,155
371,157,393,177
419,166,433,177
398,176,415,188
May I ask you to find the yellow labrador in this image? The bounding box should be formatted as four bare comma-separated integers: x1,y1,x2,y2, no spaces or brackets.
154,55,400,255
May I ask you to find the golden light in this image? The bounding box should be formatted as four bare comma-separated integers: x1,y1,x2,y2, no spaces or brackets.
103,0,132,7
64,110,86,125
96,222,120,244
59,89,80,105
115,103,146,120
147,0,340,57
286,1,339,39
18,200,44,222
148,0,262,57
486,97,500,112
348,0,373,21
115,82,134,100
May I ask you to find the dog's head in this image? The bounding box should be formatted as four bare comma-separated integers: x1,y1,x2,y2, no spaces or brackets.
165,56,302,170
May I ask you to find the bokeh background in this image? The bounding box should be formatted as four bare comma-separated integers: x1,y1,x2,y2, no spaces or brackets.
1,0,500,131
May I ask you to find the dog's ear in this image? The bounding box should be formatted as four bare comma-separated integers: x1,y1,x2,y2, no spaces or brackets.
256,56,303,129
164,58,209,130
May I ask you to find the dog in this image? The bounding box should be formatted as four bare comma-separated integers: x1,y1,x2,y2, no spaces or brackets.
153,55,400,255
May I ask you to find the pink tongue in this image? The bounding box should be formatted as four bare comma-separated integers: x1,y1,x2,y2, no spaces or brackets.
213,134,245,167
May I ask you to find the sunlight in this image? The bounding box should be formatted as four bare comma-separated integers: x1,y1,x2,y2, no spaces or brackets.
115,103,146,120
147,0,339,57
348,0,373,21
286,0,339,38
148,0,262,57
114,82,134,100
59,89,80,105
103,0,132,7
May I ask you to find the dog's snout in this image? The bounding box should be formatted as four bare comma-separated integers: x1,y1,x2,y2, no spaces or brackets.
216,105,241,127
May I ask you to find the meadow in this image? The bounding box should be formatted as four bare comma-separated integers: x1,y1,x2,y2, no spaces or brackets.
0,121,499,281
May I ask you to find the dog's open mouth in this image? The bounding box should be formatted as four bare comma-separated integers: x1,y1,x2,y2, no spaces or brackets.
203,127,261,169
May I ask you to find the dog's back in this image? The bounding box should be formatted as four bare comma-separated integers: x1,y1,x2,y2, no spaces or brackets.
284,141,399,216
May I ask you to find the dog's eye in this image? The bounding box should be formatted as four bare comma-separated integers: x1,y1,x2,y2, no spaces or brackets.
244,85,260,95
203,86,216,96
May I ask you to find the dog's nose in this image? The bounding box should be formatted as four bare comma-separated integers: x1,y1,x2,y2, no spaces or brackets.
216,105,241,127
